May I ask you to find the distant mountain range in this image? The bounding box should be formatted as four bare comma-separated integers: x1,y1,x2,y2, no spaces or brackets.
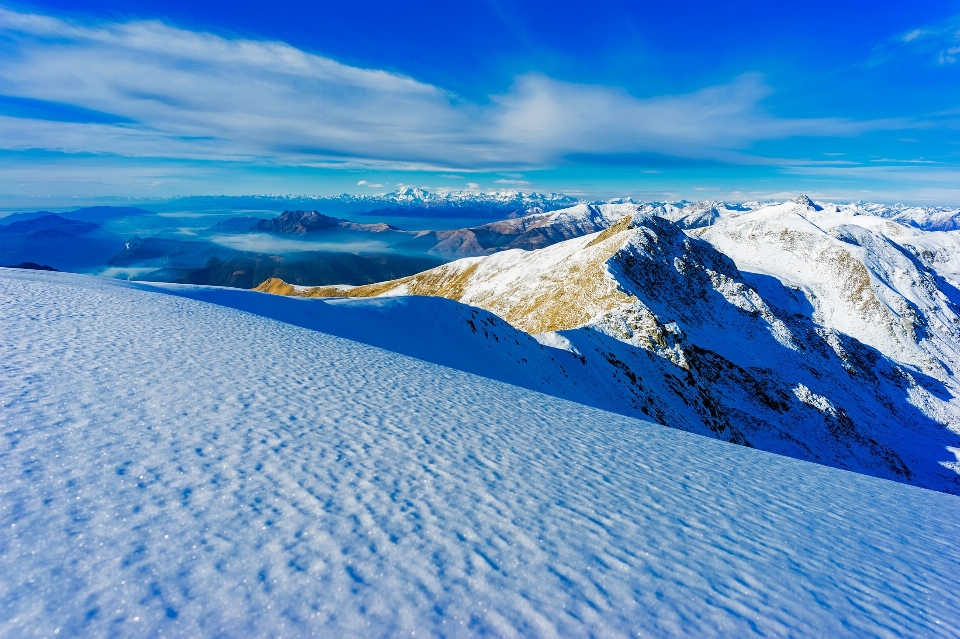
0,214,125,272
2,193,959,286
0,206,155,226
89,188,582,219
4,190,960,227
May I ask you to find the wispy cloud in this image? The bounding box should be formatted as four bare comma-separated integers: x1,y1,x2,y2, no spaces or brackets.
0,7,923,171
357,180,385,188
902,29,924,42
869,158,939,164
883,14,960,65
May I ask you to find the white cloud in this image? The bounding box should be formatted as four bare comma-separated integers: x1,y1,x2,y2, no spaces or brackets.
939,52,956,65
0,7,915,170
489,73,900,162
903,29,923,42
210,233,390,254
357,180,384,187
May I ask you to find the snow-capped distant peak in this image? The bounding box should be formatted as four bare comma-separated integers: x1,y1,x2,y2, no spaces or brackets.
791,194,824,211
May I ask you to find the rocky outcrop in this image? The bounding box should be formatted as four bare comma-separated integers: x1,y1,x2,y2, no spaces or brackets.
254,210,343,234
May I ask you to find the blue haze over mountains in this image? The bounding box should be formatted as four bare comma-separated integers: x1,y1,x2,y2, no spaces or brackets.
5,190,960,288
0,191,582,286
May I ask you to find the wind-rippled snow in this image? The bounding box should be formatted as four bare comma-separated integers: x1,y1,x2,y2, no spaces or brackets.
1,269,958,638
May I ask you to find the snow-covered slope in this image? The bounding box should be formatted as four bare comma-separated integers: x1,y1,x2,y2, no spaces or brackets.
890,229,960,289
696,200,960,378
259,213,960,493
2,269,958,637
639,200,757,229
855,201,960,231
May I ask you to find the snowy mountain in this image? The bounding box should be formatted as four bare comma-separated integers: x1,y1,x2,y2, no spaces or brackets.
251,209,404,234
145,188,581,219
638,196,960,232
695,198,960,378
2,268,958,636
258,205,960,494
402,202,638,259
856,201,960,231
639,200,757,229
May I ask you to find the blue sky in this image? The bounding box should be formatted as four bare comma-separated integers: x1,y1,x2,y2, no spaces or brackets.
2,1,960,204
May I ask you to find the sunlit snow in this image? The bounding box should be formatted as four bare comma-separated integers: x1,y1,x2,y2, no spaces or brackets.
1,269,958,637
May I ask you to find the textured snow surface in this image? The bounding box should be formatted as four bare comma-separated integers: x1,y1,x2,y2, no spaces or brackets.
2,270,959,638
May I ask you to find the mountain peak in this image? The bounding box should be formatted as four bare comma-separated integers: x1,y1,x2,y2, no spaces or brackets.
254,210,342,234
394,186,430,200
791,195,823,211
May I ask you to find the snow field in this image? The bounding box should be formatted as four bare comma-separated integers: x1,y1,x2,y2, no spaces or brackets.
1,269,959,638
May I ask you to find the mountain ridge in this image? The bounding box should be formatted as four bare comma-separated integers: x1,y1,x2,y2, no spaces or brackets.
255,206,960,493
